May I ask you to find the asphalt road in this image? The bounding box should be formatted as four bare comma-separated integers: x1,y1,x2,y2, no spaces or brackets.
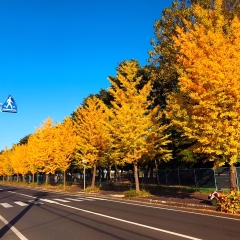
0,184,240,240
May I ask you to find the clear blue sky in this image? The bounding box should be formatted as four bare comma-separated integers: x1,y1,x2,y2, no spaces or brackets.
0,0,173,151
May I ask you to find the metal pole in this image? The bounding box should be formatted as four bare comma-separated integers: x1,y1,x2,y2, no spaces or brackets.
214,169,217,191
235,167,239,191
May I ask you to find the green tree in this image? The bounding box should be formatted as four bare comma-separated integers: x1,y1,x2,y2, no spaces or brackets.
18,134,31,145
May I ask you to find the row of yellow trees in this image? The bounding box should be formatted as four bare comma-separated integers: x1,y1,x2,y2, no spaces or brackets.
0,61,172,191
1,0,240,191
0,117,77,187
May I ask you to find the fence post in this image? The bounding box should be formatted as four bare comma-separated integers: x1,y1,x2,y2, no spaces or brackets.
165,170,167,189
178,169,180,188
194,169,197,189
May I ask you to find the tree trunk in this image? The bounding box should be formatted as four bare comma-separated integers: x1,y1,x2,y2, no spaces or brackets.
115,164,119,178
46,174,49,184
108,165,111,181
155,160,160,185
91,163,96,188
32,173,35,183
230,164,238,191
133,161,140,192
17,173,19,182
63,171,66,189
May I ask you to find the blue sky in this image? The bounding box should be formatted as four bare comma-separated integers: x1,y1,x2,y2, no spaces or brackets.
0,0,173,151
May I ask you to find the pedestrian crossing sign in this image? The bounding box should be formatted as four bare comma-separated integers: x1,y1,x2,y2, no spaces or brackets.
1,95,17,113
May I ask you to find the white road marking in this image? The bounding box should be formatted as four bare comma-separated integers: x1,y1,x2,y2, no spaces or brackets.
0,203,13,208
6,189,240,221
53,201,202,240
85,196,107,200
0,215,28,240
14,201,28,206
77,197,94,201
65,198,83,202
27,200,43,205
94,198,240,221
39,199,56,203
8,191,34,198
53,199,70,202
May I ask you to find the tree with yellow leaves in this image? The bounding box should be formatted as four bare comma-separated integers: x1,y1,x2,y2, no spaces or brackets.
11,144,29,182
73,96,113,188
166,0,240,190
27,118,59,183
55,117,77,187
36,118,59,183
27,131,42,182
0,147,14,181
108,60,171,192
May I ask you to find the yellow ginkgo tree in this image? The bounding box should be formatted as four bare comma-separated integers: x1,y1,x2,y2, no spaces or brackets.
55,117,77,187
108,60,171,192
27,118,59,183
0,147,14,181
73,96,113,188
166,0,240,190
37,118,59,183
27,130,43,182
11,144,29,182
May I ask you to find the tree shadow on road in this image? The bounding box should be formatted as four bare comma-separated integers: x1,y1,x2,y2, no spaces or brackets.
0,191,49,238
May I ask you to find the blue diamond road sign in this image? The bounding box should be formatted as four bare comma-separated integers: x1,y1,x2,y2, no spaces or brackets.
1,95,17,113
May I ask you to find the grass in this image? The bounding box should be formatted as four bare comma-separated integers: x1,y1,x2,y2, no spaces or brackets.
124,189,151,198
0,180,233,195
84,186,100,194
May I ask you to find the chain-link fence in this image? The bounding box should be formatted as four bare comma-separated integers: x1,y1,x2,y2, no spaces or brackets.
0,167,239,190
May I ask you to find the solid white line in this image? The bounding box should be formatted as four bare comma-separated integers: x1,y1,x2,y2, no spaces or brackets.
0,215,28,240
0,203,13,208
90,197,240,221
8,191,34,199
14,201,28,206
54,201,202,240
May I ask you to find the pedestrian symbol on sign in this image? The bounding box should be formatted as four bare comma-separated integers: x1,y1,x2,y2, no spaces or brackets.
1,95,17,113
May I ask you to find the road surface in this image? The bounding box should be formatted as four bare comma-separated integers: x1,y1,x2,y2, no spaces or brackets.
0,184,239,240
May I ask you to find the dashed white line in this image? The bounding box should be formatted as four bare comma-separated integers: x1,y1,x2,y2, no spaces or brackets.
39,199,56,204
0,203,13,208
53,199,70,203
77,197,94,201
85,197,106,200
14,201,28,206
65,198,83,202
